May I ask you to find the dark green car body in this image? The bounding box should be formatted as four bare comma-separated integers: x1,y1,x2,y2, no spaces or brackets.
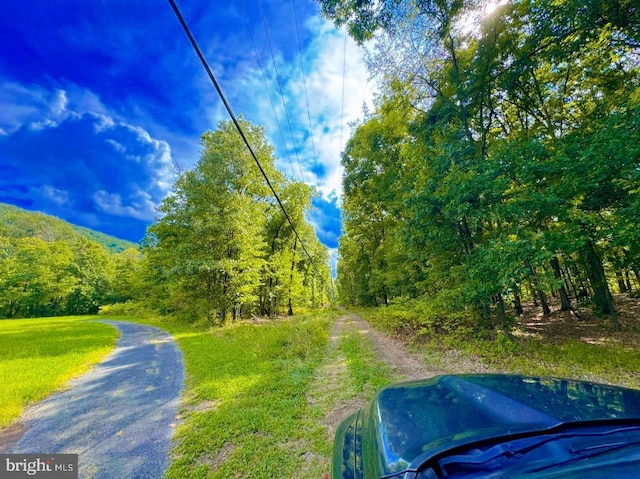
333,374,640,478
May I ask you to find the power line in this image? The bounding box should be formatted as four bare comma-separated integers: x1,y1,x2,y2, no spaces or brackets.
291,0,319,176
340,27,347,164
256,0,307,184
239,0,297,179
290,0,328,260
167,0,326,286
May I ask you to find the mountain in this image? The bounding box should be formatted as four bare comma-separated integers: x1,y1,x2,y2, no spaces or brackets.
0,203,137,253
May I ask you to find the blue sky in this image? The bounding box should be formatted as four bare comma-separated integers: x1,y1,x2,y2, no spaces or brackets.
0,0,374,255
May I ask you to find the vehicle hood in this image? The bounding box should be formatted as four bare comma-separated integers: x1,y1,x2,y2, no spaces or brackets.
363,374,640,476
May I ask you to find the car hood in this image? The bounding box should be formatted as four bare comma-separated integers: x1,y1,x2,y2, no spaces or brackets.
362,374,640,476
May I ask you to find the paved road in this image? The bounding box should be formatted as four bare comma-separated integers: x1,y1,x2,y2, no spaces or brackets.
7,321,184,478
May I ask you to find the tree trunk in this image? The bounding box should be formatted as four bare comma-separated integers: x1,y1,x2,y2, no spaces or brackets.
206,277,214,326
259,294,268,316
528,280,539,307
550,257,572,311
562,263,579,300
287,238,297,316
616,270,628,293
496,294,510,332
271,278,279,317
513,286,523,316
526,260,551,315
221,271,229,322
583,240,618,327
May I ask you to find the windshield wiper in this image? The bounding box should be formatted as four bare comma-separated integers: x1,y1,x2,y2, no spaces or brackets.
529,437,640,473
438,435,557,471
437,426,640,475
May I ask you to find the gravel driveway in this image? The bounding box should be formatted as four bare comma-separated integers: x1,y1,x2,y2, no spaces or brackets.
7,320,184,478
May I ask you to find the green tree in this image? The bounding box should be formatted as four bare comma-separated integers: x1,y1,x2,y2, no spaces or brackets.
65,238,114,315
326,0,639,330
144,118,330,323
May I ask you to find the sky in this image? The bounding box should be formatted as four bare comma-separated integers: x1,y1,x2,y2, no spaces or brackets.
0,0,375,259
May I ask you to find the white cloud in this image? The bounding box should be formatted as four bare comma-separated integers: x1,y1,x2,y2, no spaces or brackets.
93,189,157,221
233,15,375,202
296,17,374,199
39,185,70,206
0,82,63,134
1,82,176,229
0,81,112,135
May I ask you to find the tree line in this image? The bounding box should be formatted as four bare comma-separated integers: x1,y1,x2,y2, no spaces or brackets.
141,119,332,323
321,0,639,331
0,119,332,322
0,238,140,318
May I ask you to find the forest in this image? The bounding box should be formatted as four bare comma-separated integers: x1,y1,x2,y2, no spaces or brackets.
2,0,638,337
324,0,640,332
0,203,140,317
0,119,331,322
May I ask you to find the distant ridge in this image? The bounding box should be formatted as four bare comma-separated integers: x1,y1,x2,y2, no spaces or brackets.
0,203,137,253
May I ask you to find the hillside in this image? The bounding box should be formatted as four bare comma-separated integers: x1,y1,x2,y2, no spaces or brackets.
0,203,137,253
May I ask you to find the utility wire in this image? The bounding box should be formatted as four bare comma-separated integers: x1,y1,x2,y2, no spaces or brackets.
167,0,325,286
340,27,347,164
291,0,327,263
256,0,307,183
291,0,319,175
239,0,297,179
332,27,349,299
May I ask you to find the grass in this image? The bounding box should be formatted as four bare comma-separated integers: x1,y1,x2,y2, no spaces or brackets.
338,331,393,396
304,315,395,466
1,308,395,476
5,305,638,477
0,316,119,428
119,310,342,478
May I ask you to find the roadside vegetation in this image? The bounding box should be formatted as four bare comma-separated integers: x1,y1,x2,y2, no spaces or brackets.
0,309,394,476
358,297,640,390
0,316,118,427
123,309,378,478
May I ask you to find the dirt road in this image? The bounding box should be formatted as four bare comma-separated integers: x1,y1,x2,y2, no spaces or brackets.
311,312,448,441
333,313,443,381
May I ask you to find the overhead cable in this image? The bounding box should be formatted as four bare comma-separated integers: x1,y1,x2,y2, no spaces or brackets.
256,0,307,183
291,0,319,175
239,0,297,179
167,0,325,286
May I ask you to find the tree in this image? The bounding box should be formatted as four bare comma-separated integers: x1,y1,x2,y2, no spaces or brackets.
66,238,114,315
143,118,331,322
326,0,639,329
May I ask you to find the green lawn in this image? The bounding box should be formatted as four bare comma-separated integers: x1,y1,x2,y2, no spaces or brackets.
126,310,339,478
0,316,119,427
